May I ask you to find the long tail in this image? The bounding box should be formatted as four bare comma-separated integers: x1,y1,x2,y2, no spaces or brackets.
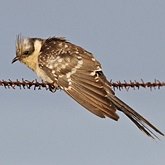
108,94,164,139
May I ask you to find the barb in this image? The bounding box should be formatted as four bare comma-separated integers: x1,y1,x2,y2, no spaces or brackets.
0,79,164,92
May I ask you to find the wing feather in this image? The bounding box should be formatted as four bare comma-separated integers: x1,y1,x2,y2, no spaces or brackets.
71,78,113,110
66,85,106,118
65,81,119,120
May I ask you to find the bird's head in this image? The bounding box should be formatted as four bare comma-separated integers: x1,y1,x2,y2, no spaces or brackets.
12,35,43,71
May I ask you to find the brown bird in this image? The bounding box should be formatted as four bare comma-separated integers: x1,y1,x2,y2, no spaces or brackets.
12,35,164,139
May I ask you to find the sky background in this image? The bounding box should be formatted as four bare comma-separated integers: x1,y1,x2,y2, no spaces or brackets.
0,0,165,165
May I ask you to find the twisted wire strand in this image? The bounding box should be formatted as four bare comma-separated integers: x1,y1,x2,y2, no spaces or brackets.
0,79,164,92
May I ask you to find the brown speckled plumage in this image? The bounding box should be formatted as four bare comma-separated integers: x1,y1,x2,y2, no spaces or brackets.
12,35,164,139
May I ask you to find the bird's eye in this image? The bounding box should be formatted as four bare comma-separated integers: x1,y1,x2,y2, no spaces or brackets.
23,50,30,55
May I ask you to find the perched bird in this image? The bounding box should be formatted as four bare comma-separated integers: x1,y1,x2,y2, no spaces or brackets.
12,35,164,139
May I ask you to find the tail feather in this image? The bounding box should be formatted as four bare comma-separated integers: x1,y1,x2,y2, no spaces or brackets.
125,114,159,139
108,94,164,139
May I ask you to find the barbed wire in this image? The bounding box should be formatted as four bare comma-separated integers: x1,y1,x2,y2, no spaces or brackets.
109,79,165,91
0,79,164,92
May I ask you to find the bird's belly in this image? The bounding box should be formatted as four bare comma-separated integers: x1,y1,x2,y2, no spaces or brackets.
35,66,53,83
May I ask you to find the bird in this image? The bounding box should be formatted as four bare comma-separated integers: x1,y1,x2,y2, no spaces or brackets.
12,35,164,139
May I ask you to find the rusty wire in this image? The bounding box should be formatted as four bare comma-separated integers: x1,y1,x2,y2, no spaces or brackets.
0,79,164,92
109,79,165,91
0,79,57,92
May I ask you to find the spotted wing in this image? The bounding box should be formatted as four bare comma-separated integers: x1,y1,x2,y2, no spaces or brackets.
38,38,119,120
38,38,164,139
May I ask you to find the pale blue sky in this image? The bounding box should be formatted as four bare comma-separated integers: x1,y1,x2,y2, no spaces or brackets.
0,0,165,165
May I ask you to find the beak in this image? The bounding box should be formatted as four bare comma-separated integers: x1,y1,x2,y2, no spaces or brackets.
11,56,19,64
